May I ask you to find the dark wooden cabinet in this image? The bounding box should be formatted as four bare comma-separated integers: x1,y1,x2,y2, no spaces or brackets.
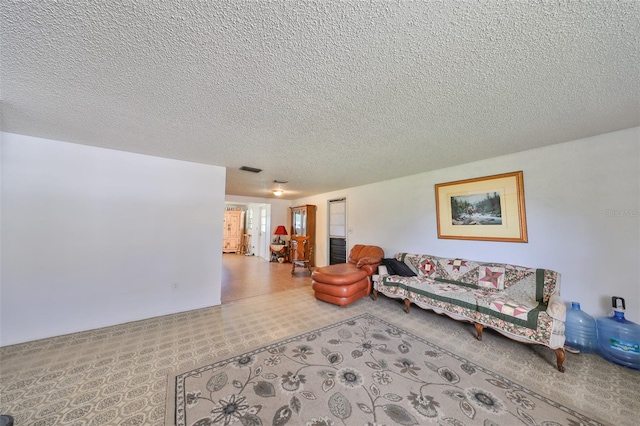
290,204,316,267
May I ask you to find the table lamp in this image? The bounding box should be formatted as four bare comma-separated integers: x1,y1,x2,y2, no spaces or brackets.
274,225,288,245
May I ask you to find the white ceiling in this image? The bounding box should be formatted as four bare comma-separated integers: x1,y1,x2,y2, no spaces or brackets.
2,1,639,199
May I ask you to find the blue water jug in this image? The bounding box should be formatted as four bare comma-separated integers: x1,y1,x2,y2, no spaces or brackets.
596,297,640,370
564,302,598,353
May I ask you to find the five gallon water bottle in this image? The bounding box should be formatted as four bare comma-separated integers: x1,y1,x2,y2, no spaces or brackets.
564,302,598,353
596,297,640,370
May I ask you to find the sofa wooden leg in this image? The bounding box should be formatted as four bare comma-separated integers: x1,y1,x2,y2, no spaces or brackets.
474,323,484,341
371,289,378,300
554,348,566,373
403,299,411,314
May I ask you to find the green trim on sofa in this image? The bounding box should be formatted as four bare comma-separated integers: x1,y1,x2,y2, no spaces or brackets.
382,276,477,313
404,285,477,312
433,277,478,290
380,278,405,290
477,302,547,330
536,269,544,302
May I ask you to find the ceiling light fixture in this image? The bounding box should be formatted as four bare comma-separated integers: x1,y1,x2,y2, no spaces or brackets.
272,180,288,197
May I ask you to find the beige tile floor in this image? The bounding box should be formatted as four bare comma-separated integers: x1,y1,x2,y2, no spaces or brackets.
1,256,638,425
221,254,311,302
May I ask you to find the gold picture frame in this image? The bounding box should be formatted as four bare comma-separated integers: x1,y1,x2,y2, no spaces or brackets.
435,171,528,243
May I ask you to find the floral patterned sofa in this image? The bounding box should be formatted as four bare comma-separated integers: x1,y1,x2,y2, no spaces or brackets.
372,253,567,371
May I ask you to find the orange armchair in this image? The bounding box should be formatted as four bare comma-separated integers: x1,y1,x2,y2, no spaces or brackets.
311,244,384,307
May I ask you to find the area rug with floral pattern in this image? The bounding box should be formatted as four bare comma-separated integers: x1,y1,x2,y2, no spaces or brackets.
166,313,605,426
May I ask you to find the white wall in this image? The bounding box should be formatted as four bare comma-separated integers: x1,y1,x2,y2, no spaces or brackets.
294,127,640,323
1,133,226,346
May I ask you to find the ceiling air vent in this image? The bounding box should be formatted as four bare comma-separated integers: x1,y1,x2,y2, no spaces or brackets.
239,166,262,173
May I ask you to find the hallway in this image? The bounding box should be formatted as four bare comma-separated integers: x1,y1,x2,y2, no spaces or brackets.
221,253,313,302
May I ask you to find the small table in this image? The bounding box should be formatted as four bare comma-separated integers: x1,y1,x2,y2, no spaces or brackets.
270,244,289,262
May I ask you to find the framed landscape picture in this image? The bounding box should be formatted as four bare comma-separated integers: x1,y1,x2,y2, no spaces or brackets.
435,171,528,243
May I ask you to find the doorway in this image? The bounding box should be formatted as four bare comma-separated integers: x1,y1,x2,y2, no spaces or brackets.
328,198,347,264
222,202,271,260
222,202,310,303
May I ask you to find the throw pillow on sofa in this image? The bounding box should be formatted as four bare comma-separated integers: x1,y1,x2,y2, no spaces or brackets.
382,258,417,277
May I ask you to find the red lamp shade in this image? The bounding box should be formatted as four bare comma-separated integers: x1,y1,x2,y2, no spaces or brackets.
274,226,288,236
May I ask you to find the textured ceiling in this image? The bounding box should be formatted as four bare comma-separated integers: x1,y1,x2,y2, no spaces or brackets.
2,1,639,199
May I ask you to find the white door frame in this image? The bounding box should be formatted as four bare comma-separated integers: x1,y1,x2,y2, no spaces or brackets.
258,205,271,260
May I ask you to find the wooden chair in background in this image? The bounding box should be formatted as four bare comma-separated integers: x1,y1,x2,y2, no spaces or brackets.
239,233,251,255
290,235,312,274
